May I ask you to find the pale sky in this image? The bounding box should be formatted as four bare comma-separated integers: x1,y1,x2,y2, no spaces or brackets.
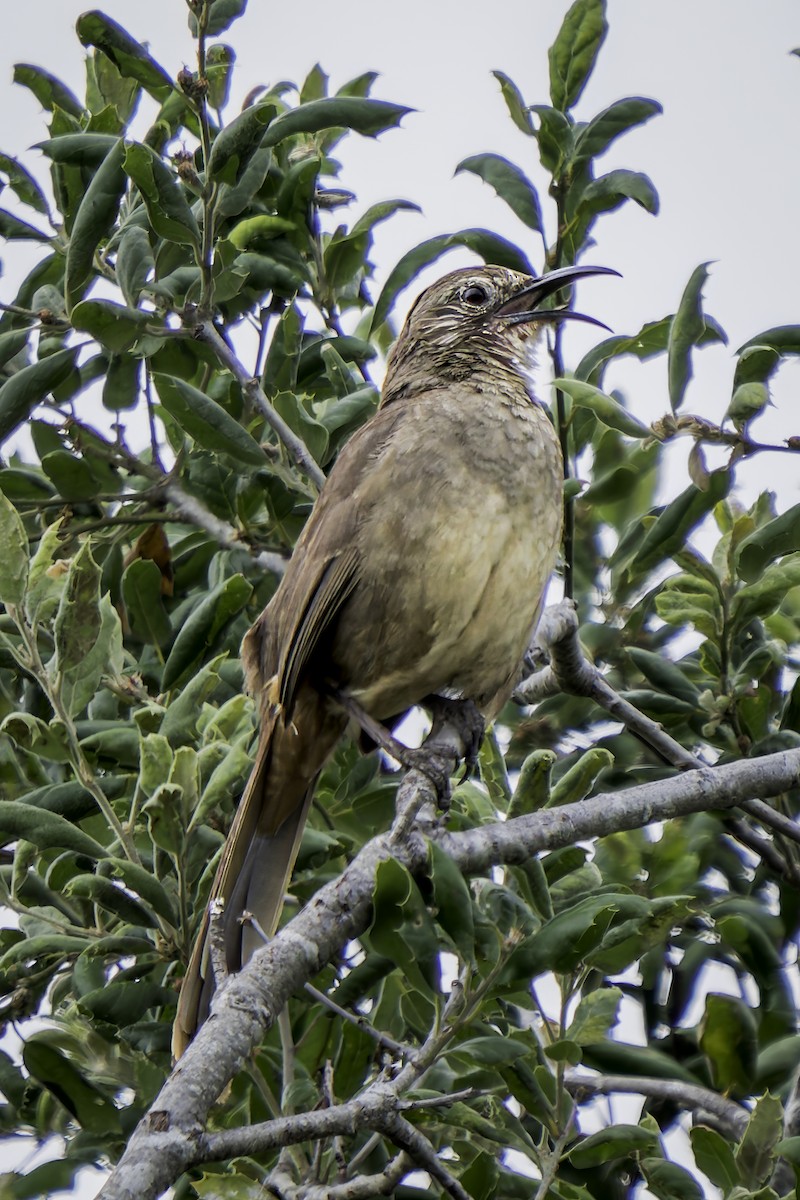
1,3,799,1195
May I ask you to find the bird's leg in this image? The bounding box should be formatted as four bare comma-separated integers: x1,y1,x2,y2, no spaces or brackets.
332,689,457,804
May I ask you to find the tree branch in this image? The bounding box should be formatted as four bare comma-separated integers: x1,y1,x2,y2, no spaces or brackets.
564,1069,748,1139
193,319,326,491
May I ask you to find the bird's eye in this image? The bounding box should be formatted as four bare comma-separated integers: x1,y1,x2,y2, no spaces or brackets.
460,283,490,307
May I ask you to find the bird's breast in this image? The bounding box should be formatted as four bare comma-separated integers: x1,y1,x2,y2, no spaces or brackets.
332,386,563,718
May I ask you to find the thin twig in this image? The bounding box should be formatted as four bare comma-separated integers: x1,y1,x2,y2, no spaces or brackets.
193,318,326,490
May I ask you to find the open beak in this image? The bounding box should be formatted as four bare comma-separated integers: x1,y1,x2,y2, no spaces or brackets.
497,264,620,332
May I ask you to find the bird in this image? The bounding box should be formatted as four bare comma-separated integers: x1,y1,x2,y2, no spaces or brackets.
172,261,614,1056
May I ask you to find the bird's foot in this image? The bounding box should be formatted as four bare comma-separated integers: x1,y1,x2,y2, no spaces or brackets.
425,695,485,780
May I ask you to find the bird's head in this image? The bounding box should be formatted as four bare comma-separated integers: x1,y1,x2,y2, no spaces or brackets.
382,263,617,404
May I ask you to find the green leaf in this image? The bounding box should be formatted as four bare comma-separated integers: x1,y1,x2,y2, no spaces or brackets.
0,348,76,445
0,328,31,370
261,97,412,148
737,325,800,357
429,842,475,961
456,154,542,232
0,801,107,858
123,142,200,246
737,503,800,582
115,224,155,306
66,873,157,927
77,980,174,1026
372,231,533,330
53,543,103,712
668,263,725,412
103,352,141,410
351,198,421,237
627,648,700,705
578,169,659,218
64,594,122,718
459,1151,498,1200
700,993,758,1097
76,11,173,102
640,1159,704,1200
548,0,608,112
530,104,574,174
153,373,268,465
566,987,622,1045
106,857,177,924
71,298,152,352
65,138,127,309
0,149,51,214
631,473,731,576
36,131,119,166
550,748,614,806
735,1093,785,1189
160,655,226,747
121,558,171,646
655,573,723,641
0,489,28,606
505,894,622,978
727,381,769,429
575,97,662,161
730,554,800,629
227,214,297,250
508,750,556,817
23,1040,119,1133
0,209,50,242
370,858,440,994
161,573,252,689
568,1124,659,1168
554,378,650,438
492,70,534,135
207,102,277,185
689,1126,740,1193
13,63,83,117
272,391,329,464
206,44,236,110
189,0,248,37
86,43,141,125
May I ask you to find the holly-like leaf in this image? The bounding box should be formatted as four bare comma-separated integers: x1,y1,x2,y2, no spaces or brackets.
668,263,727,412
153,373,269,465
575,96,662,161
76,11,173,102
123,142,200,247
0,348,77,445
456,153,543,232
64,137,127,308
0,489,29,607
548,0,608,112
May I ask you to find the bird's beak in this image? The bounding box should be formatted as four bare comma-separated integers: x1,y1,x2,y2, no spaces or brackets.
497,264,620,332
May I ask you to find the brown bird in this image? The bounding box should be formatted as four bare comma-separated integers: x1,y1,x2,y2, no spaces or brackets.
172,262,613,1056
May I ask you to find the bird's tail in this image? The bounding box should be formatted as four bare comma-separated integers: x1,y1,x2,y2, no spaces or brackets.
172,693,343,1058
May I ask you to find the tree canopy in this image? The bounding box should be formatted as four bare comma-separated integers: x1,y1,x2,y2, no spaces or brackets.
1,2,800,1197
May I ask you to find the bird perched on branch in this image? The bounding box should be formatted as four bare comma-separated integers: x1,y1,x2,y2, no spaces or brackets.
173,261,614,1056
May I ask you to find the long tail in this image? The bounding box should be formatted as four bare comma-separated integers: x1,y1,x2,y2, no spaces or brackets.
172,691,344,1058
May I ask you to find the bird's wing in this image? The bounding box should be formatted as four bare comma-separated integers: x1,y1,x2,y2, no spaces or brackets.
276,545,360,714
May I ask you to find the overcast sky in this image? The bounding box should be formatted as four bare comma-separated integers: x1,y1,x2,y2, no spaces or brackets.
1,3,799,1195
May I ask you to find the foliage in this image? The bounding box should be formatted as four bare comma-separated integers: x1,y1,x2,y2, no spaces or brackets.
0,0,799,1196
